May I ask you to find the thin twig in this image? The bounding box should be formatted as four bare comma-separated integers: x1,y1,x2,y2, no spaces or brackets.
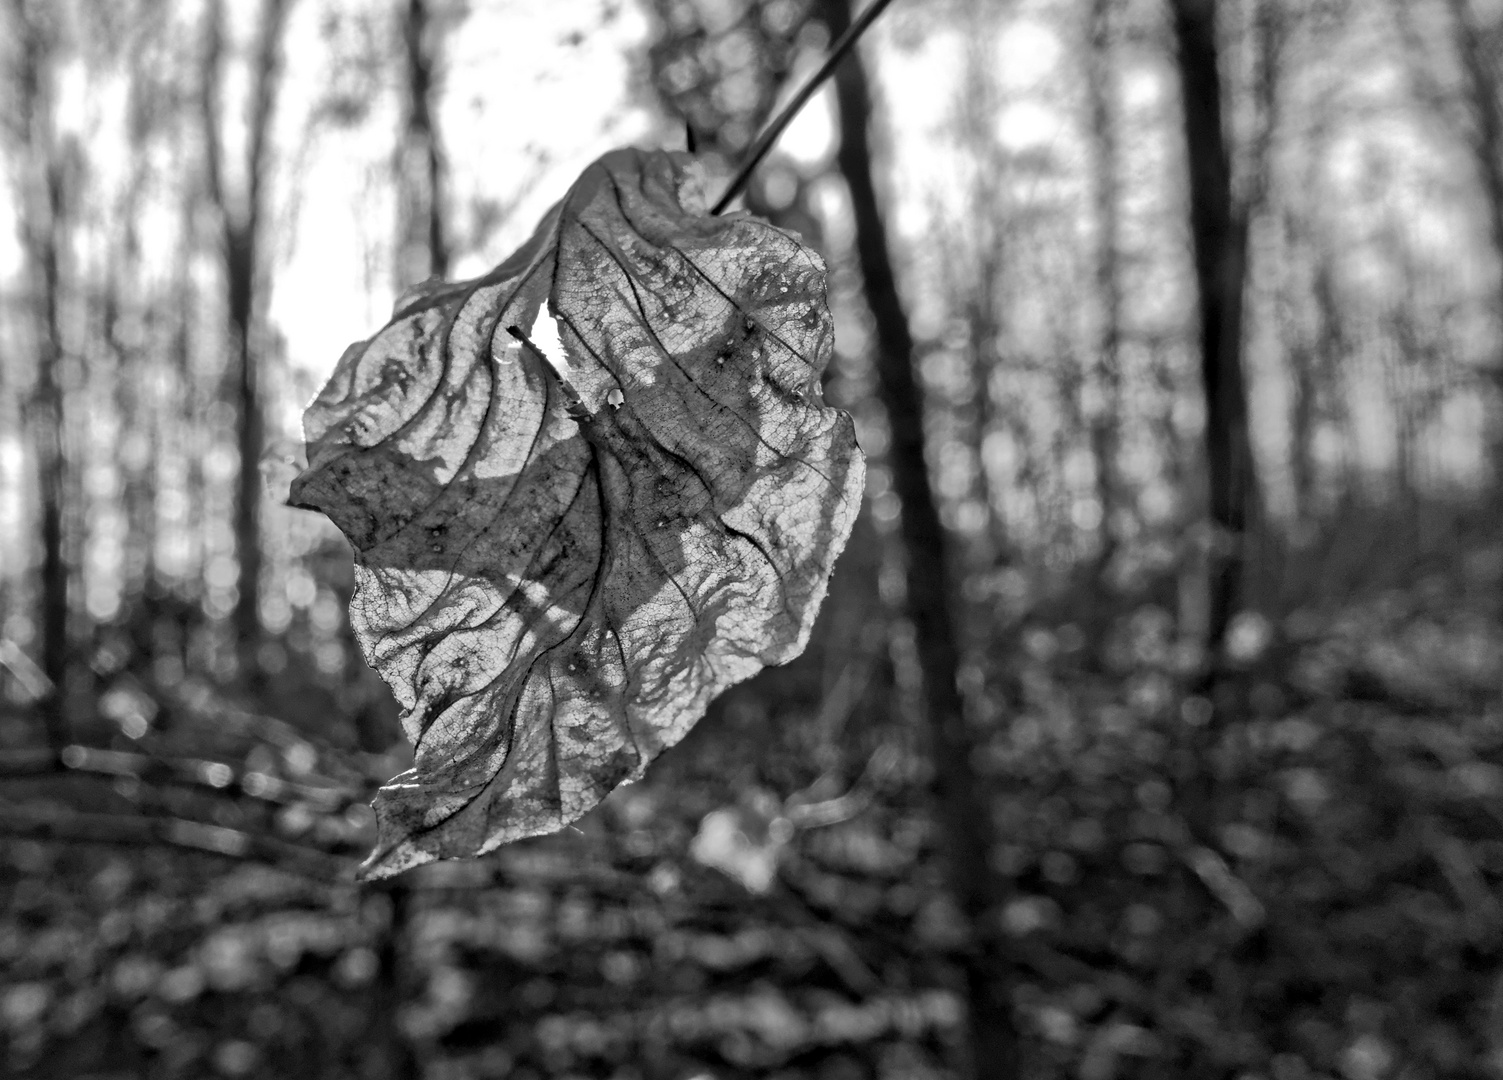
710,0,899,215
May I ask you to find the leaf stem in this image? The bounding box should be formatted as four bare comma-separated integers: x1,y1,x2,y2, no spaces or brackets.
710,0,899,215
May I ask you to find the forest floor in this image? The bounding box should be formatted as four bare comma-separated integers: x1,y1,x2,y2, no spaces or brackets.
1,541,1501,1080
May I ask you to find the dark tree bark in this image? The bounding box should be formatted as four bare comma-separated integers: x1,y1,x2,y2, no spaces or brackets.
1167,0,1260,655
820,1,1017,1076
395,0,449,288
8,0,71,748
199,0,292,670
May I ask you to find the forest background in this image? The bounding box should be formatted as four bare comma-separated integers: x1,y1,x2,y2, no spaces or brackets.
2,0,1502,1078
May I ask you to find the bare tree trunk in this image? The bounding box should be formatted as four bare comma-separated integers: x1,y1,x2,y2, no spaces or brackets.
107,227,158,606
954,0,1007,564
1279,176,1336,528
34,171,68,747
1444,0,1503,479
199,0,291,673
375,9,455,1073
172,226,203,609
1447,0,1503,307
1275,52,1336,527
1310,249,1351,477
820,2,1016,1075
964,251,1003,557
1283,218,1318,521
371,881,419,1080
396,0,449,288
1085,0,1125,578
9,0,70,748
1167,0,1259,655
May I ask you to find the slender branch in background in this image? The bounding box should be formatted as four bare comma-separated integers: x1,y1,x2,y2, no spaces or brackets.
0,804,353,882
710,0,898,215
0,744,362,809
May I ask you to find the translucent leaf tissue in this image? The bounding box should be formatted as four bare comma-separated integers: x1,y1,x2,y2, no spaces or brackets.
291,148,864,880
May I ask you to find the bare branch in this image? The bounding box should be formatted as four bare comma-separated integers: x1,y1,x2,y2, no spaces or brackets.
0,803,355,882
0,744,363,809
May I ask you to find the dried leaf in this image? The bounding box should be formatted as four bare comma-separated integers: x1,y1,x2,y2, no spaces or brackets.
291,148,864,879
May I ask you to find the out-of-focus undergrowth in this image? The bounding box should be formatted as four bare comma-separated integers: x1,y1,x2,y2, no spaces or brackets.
2,531,1502,1080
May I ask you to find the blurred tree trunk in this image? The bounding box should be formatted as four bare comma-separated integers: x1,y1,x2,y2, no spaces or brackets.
1444,0,1503,471
1276,27,1334,527
395,0,449,289
1167,0,1260,656
371,882,418,1080
820,1,1017,1076
9,0,71,748
1084,0,1124,579
373,8,457,1074
172,221,204,609
962,245,1003,558
1282,214,1319,521
954,0,1007,564
1284,196,1349,525
199,0,292,673
108,226,157,606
